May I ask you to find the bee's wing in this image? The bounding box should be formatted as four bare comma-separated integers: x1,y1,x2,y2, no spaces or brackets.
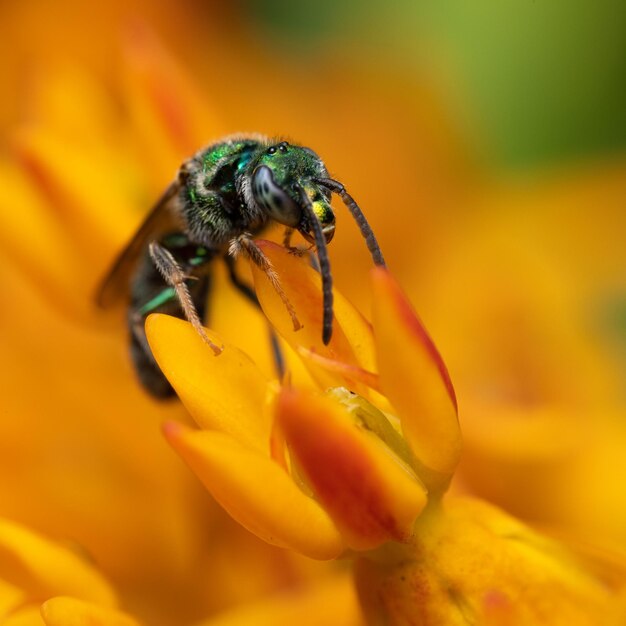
96,180,183,308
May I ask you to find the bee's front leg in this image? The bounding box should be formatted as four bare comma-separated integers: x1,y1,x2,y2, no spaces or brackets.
229,233,302,332
282,227,309,257
223,253,286,379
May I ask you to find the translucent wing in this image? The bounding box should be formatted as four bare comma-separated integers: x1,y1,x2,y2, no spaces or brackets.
96,180,183,308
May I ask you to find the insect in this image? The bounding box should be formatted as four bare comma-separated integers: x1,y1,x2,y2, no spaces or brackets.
97,134,385,397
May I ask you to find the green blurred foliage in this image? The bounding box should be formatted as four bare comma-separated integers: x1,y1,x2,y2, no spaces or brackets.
244,0,626,171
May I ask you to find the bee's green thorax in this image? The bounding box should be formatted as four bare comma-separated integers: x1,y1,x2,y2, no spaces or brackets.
200,142,259,196
185,140,266,236
201,140,258,174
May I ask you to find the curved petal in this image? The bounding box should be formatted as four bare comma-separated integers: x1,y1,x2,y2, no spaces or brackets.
11,129,137,271
163,422,345,560
122,25,222,176
26,66,120,144
0,580,26,620
251,241,377,393
0,518,116,607
0,161,81,318
41,597,141,626
146,314,271,452
277,389,428,551
194,572,365,626
296,347,381,392
371,268,461,490
3,605,45,626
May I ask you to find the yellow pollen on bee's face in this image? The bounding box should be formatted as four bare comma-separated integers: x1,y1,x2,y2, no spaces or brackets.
311,198,333,225
313,201,327,220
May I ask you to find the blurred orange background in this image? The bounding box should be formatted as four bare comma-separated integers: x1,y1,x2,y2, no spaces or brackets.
0,1,625,625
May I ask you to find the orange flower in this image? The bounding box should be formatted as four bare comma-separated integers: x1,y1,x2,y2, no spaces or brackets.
0,517,119,625
148,245,461,557
3,3,625,624
0,10,470,621
148,245,626,624
355,497,626,626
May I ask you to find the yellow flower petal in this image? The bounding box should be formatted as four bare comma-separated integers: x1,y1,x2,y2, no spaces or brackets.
146,314,271,452
41,597,141,626
27,66,120,144
355,498,626,626
163,422,345,560
251,241,377,393
122,25,223,183
3,605,45,626
11,128,137,270
0,579,26,618
0,518,116,607
0,160,76,298
277,389,428,551
371,267,461,490
195,572,364,626
296,347,381,393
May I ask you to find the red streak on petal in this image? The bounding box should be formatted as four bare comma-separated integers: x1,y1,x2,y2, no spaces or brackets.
296,347,381,392
373,267,458,413
279,390,407,546
147,78,193,153
162,420,185,440
269,418,289,472
125,22,193,153
482,590,515,625
483,590,511,610
14,145,63,211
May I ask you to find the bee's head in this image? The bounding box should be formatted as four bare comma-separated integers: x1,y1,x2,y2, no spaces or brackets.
252,141,335,243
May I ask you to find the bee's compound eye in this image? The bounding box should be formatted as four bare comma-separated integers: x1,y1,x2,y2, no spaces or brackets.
252,166,301,228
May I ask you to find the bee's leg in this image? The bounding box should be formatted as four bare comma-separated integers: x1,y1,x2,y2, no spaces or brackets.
282,227,294,248
223,254,286,379
229,233,302,332
148,241,223,354
282,227,310,257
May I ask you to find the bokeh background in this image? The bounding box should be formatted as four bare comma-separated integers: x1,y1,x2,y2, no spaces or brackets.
1,1,625,625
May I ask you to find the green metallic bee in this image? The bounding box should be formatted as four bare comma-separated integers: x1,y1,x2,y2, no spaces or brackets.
97,134,385,397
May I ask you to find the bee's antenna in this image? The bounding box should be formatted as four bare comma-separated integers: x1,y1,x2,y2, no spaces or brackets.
297,185,334,345
315,178,385,267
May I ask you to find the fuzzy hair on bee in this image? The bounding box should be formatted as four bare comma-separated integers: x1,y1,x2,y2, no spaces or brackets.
97,133,385,398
